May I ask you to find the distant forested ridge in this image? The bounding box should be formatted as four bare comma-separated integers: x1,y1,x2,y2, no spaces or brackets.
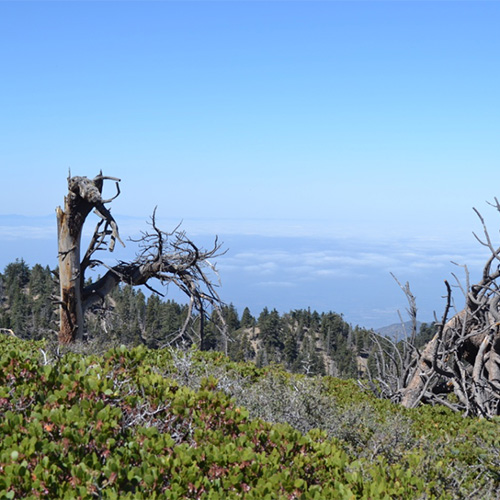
0,259,432,379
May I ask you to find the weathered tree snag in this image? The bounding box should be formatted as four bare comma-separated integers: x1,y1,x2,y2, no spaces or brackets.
362,199,500,418
56,174,123,343
56,172,226,346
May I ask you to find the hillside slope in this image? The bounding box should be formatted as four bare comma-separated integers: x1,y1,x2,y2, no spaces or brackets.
0,335,498,499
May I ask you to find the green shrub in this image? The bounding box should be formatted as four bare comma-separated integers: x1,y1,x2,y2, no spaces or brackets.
0,336,498,499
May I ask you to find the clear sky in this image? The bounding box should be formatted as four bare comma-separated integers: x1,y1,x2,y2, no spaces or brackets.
1,1,499,328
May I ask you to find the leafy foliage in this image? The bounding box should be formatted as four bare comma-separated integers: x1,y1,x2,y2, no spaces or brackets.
0,335,498,499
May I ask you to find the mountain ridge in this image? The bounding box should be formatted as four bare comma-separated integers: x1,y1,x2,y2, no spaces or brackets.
375,320,424,341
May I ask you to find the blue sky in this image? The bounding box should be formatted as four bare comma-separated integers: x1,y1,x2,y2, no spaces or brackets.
1,1,499,328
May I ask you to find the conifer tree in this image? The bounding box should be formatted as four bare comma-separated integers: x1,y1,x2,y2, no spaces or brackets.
240,307,255,328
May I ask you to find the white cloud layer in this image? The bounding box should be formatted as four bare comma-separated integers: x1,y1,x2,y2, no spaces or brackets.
0,225,53,240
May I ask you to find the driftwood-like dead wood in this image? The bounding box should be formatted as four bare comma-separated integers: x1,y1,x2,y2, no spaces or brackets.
0,328,16,337
56,172,226,347
361,200,500,418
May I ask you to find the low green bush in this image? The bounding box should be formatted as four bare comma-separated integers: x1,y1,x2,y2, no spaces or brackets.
0,336,498,499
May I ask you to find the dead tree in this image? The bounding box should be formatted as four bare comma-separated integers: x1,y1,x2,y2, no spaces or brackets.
362,199,500,418
56,172,226,347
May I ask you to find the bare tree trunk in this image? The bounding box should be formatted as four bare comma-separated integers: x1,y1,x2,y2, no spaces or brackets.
56,204,84,343
56,175,107,343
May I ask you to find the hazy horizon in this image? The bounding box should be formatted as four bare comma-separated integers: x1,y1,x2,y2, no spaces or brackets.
0,210,490,330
